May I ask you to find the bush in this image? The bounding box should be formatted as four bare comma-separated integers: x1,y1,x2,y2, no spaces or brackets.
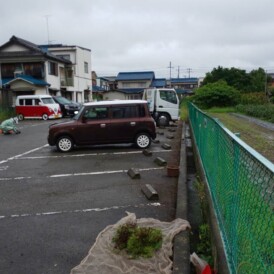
239,92,268,105
0,107,16,122
191,80,240,108
112,224,163,258
235,104,274,122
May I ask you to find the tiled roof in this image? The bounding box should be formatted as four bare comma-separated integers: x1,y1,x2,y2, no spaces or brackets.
3,75,50,86
116,71,155,81
0,36,71,64
171,77,198,83
152,78,166,87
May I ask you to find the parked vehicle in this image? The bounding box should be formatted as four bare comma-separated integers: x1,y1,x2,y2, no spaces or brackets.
15,95,62,120
52,96,81,117
142,88,180,126
48,100,157,152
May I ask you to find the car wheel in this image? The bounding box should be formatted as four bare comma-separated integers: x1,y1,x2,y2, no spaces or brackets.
157,113,170,127
18,114,24,121
57,136,74,152
135,133,151,149
42,113,49,120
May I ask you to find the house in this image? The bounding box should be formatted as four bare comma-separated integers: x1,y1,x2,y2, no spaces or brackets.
92,71,199,101
170,77,198,91
115,71,156,99
0,36,92,108
41,43,92,102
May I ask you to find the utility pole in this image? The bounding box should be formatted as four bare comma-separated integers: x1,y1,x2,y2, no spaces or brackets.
186,68,192,78
45,15,51,44
177,66,180,78
167,61,174,80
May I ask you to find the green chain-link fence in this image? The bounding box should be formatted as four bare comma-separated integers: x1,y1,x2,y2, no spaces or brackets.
188,103,274,273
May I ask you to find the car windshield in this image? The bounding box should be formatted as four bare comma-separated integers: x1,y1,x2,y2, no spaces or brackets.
55,97,72,104
41,97,55,104
72,105,85,120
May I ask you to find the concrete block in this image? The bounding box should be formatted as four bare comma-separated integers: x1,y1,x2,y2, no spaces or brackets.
168,128,176,132
157,131,164,135
161,143,171,150
127,168,140,179
166,133,174,139
154,157,167,166
143,149,152,156
152,139,160,144
141,184,159,201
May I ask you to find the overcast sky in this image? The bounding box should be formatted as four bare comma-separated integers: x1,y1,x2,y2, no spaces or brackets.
1,0,274,78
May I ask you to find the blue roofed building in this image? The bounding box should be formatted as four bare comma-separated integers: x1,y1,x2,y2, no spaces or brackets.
99,71,168,100
115,71,155,99
170,77,198,95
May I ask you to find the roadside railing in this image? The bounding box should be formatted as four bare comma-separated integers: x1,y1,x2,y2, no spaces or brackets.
188,103,274,273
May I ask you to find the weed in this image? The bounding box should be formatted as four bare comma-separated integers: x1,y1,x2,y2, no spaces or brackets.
112,224,163,259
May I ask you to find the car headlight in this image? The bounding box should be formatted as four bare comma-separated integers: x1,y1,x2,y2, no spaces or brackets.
65,105,70,110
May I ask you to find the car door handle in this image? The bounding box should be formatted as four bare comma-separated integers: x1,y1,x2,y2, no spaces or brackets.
100,124,106,128
130,122,136,126
158,105,163,108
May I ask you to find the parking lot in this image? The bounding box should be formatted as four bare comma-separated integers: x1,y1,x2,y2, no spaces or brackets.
0,119,178,274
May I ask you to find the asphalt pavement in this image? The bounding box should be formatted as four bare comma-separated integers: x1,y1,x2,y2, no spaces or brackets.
0,119,188,274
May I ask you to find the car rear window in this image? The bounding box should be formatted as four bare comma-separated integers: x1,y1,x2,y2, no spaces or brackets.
111,105,144,119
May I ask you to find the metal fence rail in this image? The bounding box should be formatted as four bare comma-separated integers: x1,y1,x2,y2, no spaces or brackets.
188,103,274,273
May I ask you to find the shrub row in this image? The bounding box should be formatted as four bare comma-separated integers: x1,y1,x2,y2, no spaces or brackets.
235,104,274,123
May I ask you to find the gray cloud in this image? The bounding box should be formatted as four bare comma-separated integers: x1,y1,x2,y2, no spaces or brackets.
1,0,274,78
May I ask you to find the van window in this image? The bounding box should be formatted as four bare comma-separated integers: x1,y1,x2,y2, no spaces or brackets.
19,99,24,106
34,99,40,105
83,107,108,120
25,99,33,106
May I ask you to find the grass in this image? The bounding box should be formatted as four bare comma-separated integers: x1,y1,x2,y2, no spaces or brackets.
0,107,16,122
207,111,274,163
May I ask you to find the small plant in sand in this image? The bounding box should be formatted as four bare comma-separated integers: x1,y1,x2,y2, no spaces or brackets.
112,223,163,259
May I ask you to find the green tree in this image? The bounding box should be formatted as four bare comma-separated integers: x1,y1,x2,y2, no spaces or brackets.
202,66,250,91
249,68,267,92
191,80,240,108
202,66,269,93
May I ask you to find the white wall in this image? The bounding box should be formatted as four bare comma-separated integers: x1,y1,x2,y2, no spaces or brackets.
103,91,126,100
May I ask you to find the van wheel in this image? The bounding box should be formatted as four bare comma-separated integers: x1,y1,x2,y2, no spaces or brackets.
42,114,49,120
157,113,170,127
57,136,74,152
18,114,24,121
135,133,151,149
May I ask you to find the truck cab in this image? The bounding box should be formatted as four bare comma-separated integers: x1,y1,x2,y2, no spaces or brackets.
142,88,179,126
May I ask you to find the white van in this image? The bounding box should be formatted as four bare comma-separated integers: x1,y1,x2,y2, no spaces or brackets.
15,95,62,120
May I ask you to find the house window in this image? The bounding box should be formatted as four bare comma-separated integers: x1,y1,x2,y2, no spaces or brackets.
48,62,58,76
84,62,89,73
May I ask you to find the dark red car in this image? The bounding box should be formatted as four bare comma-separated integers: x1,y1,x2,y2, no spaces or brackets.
48,100,157,152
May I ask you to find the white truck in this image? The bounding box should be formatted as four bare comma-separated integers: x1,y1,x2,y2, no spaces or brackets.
142,88,180,126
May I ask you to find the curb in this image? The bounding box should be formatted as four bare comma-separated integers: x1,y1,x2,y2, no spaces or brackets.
173,122,190,274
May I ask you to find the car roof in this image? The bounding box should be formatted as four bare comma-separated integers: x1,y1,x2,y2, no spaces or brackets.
17,95,52,98
83,100,147,106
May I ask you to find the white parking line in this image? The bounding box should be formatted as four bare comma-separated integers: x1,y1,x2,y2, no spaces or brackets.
0,167,164,181
0,144,49,164
0,202,162,220
16,149,171,160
